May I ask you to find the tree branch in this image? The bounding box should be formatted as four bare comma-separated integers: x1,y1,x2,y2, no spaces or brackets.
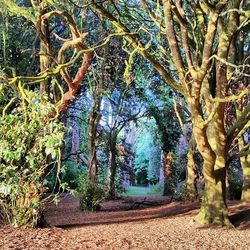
227,101,250,145
91,2,183,92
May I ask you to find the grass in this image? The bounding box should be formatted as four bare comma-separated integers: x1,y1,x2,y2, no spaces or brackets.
123,184,164,197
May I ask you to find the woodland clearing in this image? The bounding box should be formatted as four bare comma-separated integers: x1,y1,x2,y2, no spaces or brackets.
1,195,249,250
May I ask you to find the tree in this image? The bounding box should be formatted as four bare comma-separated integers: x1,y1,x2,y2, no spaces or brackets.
90,0,250,225
0,0,112,226
102,87,145,198
144,90,181,195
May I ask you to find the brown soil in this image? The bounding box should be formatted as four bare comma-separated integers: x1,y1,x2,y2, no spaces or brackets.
0,195,249,250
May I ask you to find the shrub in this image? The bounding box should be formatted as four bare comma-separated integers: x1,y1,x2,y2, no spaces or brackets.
77,173,106,211
0,90,64,227
46,161,86,192
62,162,86,190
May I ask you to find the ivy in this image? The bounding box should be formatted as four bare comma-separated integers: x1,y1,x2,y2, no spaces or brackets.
0,88,65,227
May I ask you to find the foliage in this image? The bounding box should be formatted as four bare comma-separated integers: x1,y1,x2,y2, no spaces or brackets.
77,173,106,211
0,89,65,227
46,161,86,191
62,162,86,190
0,7,38,75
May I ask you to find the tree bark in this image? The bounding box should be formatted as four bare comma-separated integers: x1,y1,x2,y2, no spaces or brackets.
193,111,230,225
108,145,117,199
159,151,165,185
196,163,230,225
71,120,80,164
162,152,174,196
239,135,250,202
242,155,250,202
236,103,250,202
37,9,51,95
186,136,197,200
88,97,102,182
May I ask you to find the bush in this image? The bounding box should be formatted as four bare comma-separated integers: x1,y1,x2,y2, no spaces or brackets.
0,90,65,227
46,161,86,192
77,173,106,211
62,162,86,190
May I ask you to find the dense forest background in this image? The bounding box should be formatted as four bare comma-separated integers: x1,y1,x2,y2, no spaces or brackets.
0,0,249,228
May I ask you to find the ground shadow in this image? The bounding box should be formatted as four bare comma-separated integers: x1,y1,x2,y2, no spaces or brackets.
229,202,250,230
44,195,250,229
45,195,199,228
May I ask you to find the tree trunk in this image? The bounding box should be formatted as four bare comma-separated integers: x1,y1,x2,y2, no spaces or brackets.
239,135,250,202
186,137,197,200
242,156,250,202
193,115,230,225
195,117,229,225
162,152,174,196
89,150,98,182
108,147,117,199
71,120,80,164
88,97,102,182
159,151,165,185
38,9,51,95
236,107,250,202
196,161,230,225
122,122,136,187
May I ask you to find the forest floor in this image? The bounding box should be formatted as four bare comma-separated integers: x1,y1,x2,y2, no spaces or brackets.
0,194,250,250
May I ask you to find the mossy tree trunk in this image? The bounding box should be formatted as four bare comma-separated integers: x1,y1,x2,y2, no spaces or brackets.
196,167,230,225
242,157,250,202
162,0,232,224
34,6,52,96
235,21,250,203
163,0,240,225
186,136,197,200
236,103,250,203
30,2,51,228
162,152,174,196
192,112,230,225
239,135,250,202
88,95,102,182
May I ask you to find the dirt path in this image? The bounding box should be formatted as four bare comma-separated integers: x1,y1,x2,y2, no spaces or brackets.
0,196,250,250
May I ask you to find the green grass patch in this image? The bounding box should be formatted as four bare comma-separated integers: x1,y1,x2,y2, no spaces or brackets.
123,184,163,196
